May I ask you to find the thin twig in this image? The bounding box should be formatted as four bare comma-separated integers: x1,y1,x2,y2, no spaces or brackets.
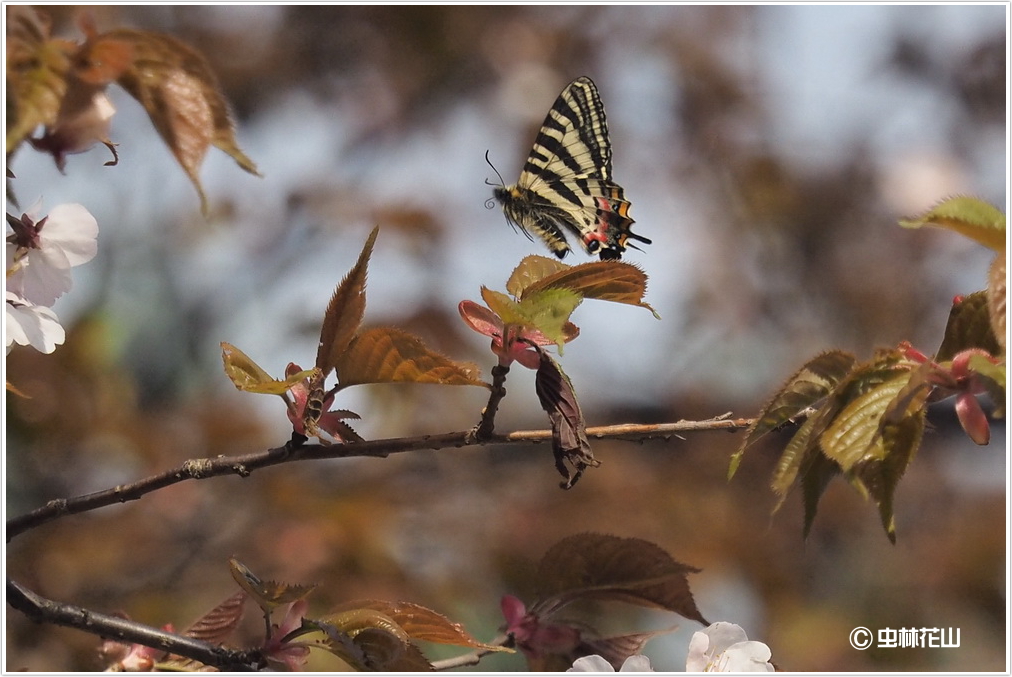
6,579,263,671
470,363,510,440
6,415,753,541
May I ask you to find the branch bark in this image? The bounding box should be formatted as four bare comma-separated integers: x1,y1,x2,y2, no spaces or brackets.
6,415,752,541
6,579,263,671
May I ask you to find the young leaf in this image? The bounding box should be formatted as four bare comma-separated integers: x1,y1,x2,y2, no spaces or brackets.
581,630,674,671
482,286,583,352
312,615,432,671
335,327,485,388
730,350,856,478
221,342,316,394
330,600,509,651
5,7,71,154
92,28,261,213
228,558,317,614
506,255,570,298
532,533,708,626
935,291,1002,362
529,344,598,488
521,260,659,319
183,590,247,644
899,196,1005,252
317,227,378,376
988,254,1006,350
800,452,843,540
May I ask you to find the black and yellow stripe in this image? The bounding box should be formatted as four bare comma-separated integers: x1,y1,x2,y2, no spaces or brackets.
494,76,651,260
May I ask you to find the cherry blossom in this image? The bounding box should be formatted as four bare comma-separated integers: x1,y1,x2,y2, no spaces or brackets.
685,622,774,672
569,654,654,671
5,291,65,354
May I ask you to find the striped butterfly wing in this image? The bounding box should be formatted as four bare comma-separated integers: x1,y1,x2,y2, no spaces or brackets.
494,76,651,260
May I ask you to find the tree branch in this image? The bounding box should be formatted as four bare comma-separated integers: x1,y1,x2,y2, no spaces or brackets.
6,415,752,541
6,579,263,671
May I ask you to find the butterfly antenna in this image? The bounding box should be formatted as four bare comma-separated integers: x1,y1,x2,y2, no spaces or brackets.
484,149,506,188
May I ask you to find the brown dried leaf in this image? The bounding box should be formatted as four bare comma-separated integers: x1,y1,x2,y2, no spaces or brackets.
533,533,708,626
529,344,598,488
331,600,508,651
335,327,485,388
316,227,378,375
183,590,247,644
92,28,260,213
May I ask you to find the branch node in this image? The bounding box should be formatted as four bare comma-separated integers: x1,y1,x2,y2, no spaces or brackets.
181,458,215,479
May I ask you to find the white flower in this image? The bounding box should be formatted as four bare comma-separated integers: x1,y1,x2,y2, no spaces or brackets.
568,655,654,672
685,622,774,672
7,201,99,306
6,291,66,354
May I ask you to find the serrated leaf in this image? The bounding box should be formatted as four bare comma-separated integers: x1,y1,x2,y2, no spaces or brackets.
530,345,598,488
183,590,247,644
316,227,378,375
5,7,73,154
900,196,1005,252
228,558,317,613
730,350,856,478
770,405,834,503
313,614,433,671
94,28,260,214
936,291,1002,361
852,409,925,543
335,327,485,388
988,255,1006,351
820,372,916,471
522,260,659,318
330,600,508,651
532,533,708,626
221,342,316,394
800,452,842,540
506,255,570,298
322,608,410,643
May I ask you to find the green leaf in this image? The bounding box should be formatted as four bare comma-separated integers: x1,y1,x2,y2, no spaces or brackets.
730,350,856,478
800,452,842,540
935,291,1002,361
316,226,378,376
899,196,1005,252
506,255,570,298
481,286,583,352
220,342,315,394
988,254,1006,351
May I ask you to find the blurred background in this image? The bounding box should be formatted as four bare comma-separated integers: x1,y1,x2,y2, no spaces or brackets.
4,4,1007,671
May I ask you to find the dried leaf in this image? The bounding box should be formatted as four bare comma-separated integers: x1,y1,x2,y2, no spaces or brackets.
899,195,1005,252
228,558,317,613
316,227,379,375
521,259,659,318
506,255,570,298
221,342,315,394
530,345,598,489
330,600,508,652
93,28,261,213
5,6,72,153
935,291,1002,362
730,350,856,478
988,255,1006,351
532,533,708,626
335,327,485,388
183,590,247,644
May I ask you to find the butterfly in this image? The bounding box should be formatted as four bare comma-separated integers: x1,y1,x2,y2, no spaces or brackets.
492,76,651,260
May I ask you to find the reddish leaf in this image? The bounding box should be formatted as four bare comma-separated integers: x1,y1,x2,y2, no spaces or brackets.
335,327,485,388
91,28,260,213
532,533,708,626
316,227,378,376
330,600,508,651
183,590,247,644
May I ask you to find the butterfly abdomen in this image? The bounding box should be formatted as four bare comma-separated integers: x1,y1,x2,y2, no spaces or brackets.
495,184,573,258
